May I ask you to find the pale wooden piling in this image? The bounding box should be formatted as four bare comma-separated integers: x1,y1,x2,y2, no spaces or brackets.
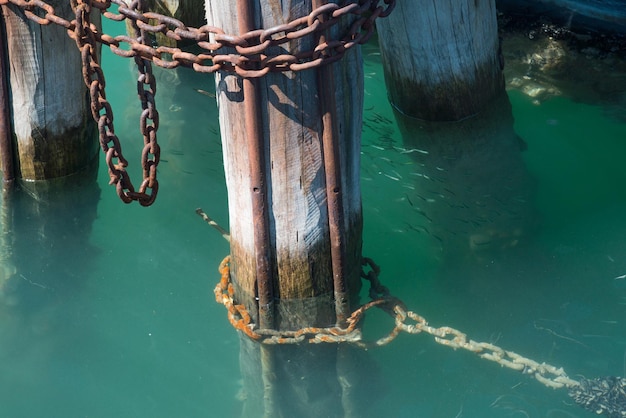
1,1,98,181
205,0,363,331
376,0,504,121
205,1,367,416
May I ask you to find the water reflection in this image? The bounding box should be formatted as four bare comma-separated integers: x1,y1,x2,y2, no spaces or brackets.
237,338,382,418
0,163,100,413
393,92,538,265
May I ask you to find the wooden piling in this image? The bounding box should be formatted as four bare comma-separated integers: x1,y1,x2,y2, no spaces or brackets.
1,1,98,181
205,0,363,332
205,1,368,416
312,0,350,327
376,0,504,121
143,0,206,28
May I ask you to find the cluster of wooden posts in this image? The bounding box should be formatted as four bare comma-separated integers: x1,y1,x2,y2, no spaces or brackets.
1,1,507,416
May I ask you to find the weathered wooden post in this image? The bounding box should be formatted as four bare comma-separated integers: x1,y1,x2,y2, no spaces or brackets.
206,0,366,329
376,0,504,121
205,0,365,334
1,1,98,181
205,0,377,416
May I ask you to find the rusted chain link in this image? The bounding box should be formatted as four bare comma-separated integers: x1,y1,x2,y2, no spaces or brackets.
130,0,161,206
215,255,371,344
389,306,580,390
1,0,161,204
2,0,395,77
1,0,395,205
361,256,389,298
72,0,160,205
214,254,581,392
101,0,395,76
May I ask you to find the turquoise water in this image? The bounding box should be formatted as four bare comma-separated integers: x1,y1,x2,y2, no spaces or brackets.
1,22,626,418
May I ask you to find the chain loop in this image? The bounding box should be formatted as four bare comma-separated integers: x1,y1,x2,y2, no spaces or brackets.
214,254,583,393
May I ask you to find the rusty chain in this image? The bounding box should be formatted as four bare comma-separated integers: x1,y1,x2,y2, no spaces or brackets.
1,0,395,205
70,0,160,205
95,0,395,76
131,0,161,206
1,0,161,204
0,0,396,75
214,254,582,392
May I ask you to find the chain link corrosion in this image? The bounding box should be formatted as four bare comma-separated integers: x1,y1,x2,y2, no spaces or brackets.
72,0,160,205
0,0,396,75
215,255,582,392
2,0,162,204
1,0,395,205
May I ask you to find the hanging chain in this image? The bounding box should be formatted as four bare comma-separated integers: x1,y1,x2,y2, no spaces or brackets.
71,0,159,205
130,0,160,206
1,0,396,205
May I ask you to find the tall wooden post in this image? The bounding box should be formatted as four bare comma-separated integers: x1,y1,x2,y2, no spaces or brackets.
376,0,504,121
206,1,369,416
1,1,98,181
205,0,363,335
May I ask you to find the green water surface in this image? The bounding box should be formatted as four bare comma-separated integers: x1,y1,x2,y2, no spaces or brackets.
1,21,625,418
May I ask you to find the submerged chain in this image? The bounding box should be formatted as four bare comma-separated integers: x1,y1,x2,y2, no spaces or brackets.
390,307,580,390
215,255,581,392
215,256,367,344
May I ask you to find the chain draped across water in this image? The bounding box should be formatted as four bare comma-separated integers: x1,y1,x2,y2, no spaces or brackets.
214,255,582,393
0,0,395,204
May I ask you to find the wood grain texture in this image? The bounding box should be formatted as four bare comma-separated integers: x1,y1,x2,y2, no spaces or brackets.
376,0,504,121
206,0,363,328
2,1,97,180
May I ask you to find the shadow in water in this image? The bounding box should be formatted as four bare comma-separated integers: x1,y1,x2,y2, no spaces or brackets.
237,337,384,418
0,161,100,410
393,92,539,266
